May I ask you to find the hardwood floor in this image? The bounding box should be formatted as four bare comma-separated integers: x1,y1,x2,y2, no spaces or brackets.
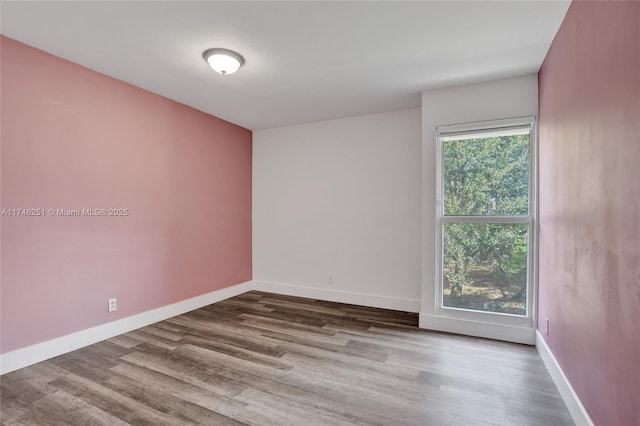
1,291,573,425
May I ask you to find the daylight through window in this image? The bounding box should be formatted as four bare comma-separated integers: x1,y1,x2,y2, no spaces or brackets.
438,122,534,316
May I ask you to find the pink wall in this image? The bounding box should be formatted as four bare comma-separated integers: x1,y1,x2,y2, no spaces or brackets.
538,2,640,425
0,36,252,353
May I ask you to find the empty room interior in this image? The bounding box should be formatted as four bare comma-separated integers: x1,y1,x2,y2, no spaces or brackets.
0,1,638,425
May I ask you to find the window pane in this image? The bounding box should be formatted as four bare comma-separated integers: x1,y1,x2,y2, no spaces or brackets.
443,223,528,315
443,132,529,216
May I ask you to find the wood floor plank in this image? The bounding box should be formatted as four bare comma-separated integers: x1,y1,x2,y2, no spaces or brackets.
109,363,247,419
118,345,248,397
234,387,360,426
0,290,574,426
4,390,128,426
102,375,244,426
48,373,187,426
106,335,143,349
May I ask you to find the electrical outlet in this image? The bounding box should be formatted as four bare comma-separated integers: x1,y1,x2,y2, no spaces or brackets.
328,274,333,284
108,298,117,313
544,317,550,335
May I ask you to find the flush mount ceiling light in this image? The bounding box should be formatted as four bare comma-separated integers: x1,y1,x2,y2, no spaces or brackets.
203,48,245,75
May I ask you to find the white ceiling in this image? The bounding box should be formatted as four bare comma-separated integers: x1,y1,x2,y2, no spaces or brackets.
1,1,570,130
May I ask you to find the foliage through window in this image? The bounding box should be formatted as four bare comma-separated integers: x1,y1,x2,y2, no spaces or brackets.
444,133,529,216
439,126,532,316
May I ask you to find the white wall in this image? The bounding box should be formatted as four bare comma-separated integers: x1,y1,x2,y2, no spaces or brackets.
420,74,539,338
253,108,422,312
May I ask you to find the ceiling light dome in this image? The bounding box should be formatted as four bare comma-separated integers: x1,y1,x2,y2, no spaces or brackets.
203,48,245,75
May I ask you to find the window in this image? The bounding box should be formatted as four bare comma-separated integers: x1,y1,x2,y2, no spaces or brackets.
437,118,535,318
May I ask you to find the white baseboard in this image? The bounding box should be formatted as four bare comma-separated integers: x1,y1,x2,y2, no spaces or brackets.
253,280,421,313
418,313,536,345
0,279,419,374
0,280,594,426
535,330,593,426
0,280,255,375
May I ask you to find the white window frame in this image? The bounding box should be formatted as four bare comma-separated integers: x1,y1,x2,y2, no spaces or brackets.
435,116,537,329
